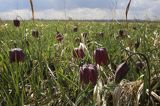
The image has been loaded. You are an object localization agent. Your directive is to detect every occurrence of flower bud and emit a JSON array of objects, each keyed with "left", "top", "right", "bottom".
[
  {"left": 32, "top": 29, "right": 39, "bottom": 38},
  {"left": 80, "top": 64, "right": 98, "bottom": 85},
  {"left": 117, "top": 29, "right": 127, "bottom": 38},
  {"left": 73, "top": 26, "right": 78, "bottom": 32},
  {"left": 13, "top": 19, "right": 20, "bottom": 27},
  {"left": 9, "top": 48, "right": 25, "bottom": 63},
  {"left": 56, "top": 31, "right": 63, "bottom": 42},
  {"left": 94, "top": 48, "right": 109, "bottom": 66},
  {"left": 119, "top": 29, "right": 125, "bottom": 36},
  {"left": 82, "top": 32, "right": 88, "bottom": 38},
  {"left": 115, "top": 62, "right": 129, "bottom": 83},
  {"left": 73, "top": 47, "right": 85, "bottom": 59}
]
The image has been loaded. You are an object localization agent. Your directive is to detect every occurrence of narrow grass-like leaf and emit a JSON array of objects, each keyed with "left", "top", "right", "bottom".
[{"left": 75, "top": 86, "right": 93, "bottom": 105}]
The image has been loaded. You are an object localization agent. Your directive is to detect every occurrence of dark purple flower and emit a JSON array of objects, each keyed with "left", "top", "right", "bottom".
[
  {"left": 56, "top": 32, "right": 63, "bottom": 42},
  {"left": 115, "top": 62, "right": 129, "bottom": 83},
  {"left": 82, "top": 32, "right": 88, "bottom": 38},
  {"left": 73, "top": 47, "right": 85, "bottom": 59},
  {"left": 80, "top": 64, "right": 98, "bottom": 85},
  {"left": 94, "top": 48, "right": 109, "bottom": 66},
  {"left": 73, "top": 26, "right": 78, "bottom": 32},
  {"left": 9, "top": 48, "right": 25, "bottom": 63},
  {"left": 117, "top": 29, "right": 127, "bottom": 38},
  {"left": 32, "top": 29, "right": 39, "bottom": 38},
  {"left": 97, "top": 32, "right": 104, "bottom": 37},
  {"left": 13, "top": 19, "right": 20, "bottom": 27},
  {"left": 119, "top": 29, "right": 125, "bottom": 36}
]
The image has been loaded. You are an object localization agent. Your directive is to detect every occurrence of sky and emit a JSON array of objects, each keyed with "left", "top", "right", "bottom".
[{"left": 0, "top": 0, "right": 160, "bottom": 20}]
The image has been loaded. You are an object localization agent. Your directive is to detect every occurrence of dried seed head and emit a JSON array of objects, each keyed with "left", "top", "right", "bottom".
[{"left": 115, "top": 62, "right": 129, "bottom": 83}]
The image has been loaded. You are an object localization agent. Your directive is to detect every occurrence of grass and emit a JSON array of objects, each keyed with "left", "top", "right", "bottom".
[{"left": 0, "top": 20, "right": 160, "bottom": 105}]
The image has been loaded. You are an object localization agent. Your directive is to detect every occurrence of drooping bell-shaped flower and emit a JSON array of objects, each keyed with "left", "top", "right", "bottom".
[
  {"left": 73, "top": 48, "right": 85, "bottom": 59},
  {"left": 80, "top": 64, "right": 98, "bottom": 85},
  {"left": 55, "top": 31, "right": 63, "bottom": 42},
  {"left": 13, "top": 19, "right": 20, "bottom": 27},
  {"left": 73, "top": 26, "right": 78, "bottom": 32},
  {"left": 9, "top": 48, "right": 25, "bottom": 63},
  {"left": 32, "top": 29, "right": 39, "bottom": 38},
  {"left": 82, "top": 32, "right": 88, "bottom": 38},
  {"left": 115, "top": 62, "right": 129, "bottom": 83},
  {"left": 117, "top": 29, "right": 127, "bottom": 38},
  {"left": 73, "top": 44, "right": 85, "bottom": 59},
  {"left": 94, "top": 48, "right": 109, "bottom": 66}
]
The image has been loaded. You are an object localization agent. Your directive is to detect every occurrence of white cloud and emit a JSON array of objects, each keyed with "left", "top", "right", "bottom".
[
  {"left": 0, "top": 8, "right": 121, "bottom": 20},
  {"left": 0, "top": 0, "right": 160, "bottom": 20},
  {"left": 0, "top": 9, "right": 31, "bottom": 20},
  {"left": 0, "top": 8, "right": 159, "bottom": 20}
]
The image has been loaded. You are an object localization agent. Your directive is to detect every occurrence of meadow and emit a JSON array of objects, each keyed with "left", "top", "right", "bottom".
[{"left": 0, "top": 20, "right": 160, "bottom": 106}]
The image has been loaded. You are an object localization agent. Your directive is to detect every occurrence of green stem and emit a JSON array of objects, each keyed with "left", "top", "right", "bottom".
[{"left": 125, "top": 49, "right": 151, "bottom": 104}]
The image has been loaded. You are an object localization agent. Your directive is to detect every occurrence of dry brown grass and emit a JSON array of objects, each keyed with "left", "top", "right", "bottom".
[{"left": 112, "top": 74, "right": 160, "bottom": 106}]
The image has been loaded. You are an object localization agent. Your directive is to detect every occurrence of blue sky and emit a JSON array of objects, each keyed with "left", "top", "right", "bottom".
[{"left": 0, "top": 0, "right": 160, "bottom": 20}]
